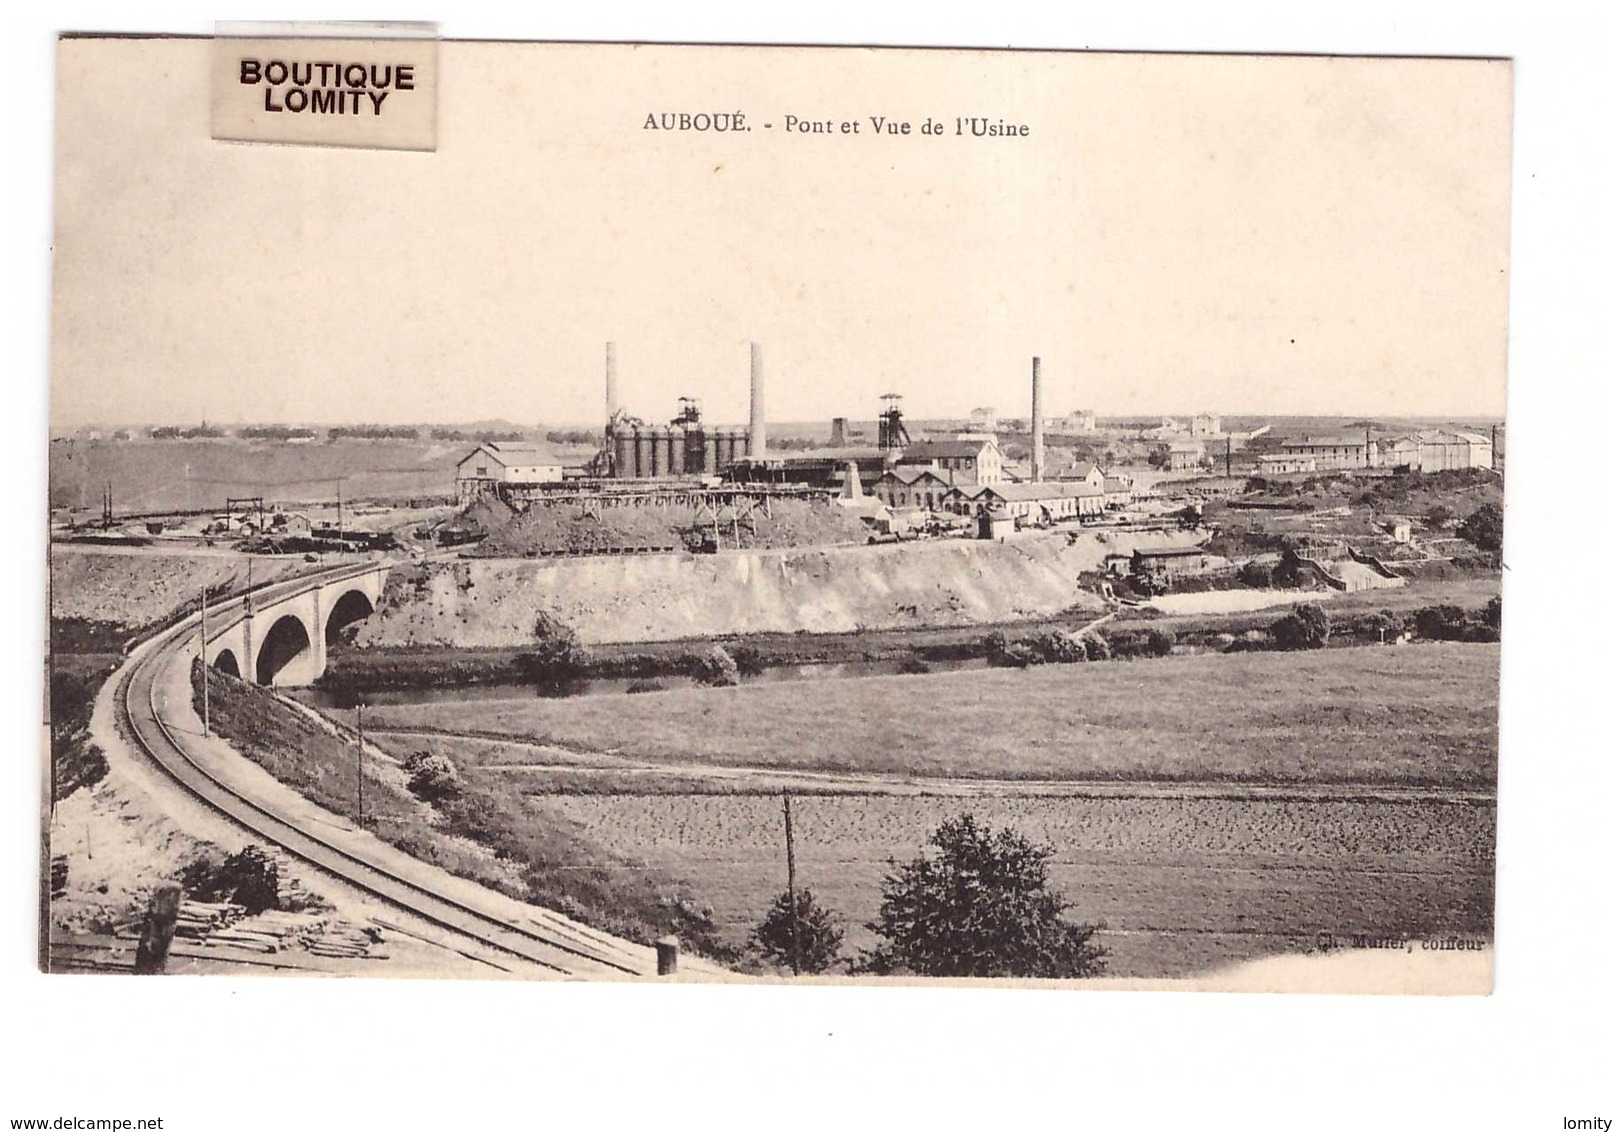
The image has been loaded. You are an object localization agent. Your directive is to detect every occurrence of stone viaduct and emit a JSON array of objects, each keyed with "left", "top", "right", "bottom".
[{"left": 201, "top": 564, "right": 390, "bottom": 687}]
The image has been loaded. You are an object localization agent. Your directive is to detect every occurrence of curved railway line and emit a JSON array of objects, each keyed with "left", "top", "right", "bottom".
[{"left": 114, "top": 561, "right": 654, "bottom": 978}]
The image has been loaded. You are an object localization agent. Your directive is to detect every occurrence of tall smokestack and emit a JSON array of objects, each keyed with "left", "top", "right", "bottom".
[
  {"left": 749, "top": 341, "right": 766, "bottom": 457},
  {"left": 605, "top": 341, "right": 618, "bottom": 428},
  {"left": 1031, "top": 356, "right": 1045, "bottom": 483}
]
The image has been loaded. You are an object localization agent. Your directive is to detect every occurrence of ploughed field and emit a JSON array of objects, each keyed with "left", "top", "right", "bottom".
[
  {"left": 525, "top": 791, "right": 1495, "bottom": 977},
  {"left": 356, "top": 643, "right": 1499, "bottom": 977},
  {"left": 362, "top": 644, "right": 1500, "bottom": 788}
]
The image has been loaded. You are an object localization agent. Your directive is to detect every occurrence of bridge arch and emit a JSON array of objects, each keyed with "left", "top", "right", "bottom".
[
  {"left": 256, "top": 614, "right": 314, "bottom": 686},
  {"left": 325, "top": 588, "right": 376, "bottom": 646},
  {"left": 212, "top": 649, "right": 241, "bottom": 678}
]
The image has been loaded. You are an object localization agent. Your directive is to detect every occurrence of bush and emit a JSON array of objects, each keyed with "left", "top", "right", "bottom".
[
  {"left": 1145, "top": 628, "right": 1176, "bottom": 657},
  {"left": 180, "top": 846, "right": 280, "bottom": 914},
  {"left": 402, "top": 749, "right": 462, "bottom": 804},
  {"left": 1485, "top": 596, "right": 1502, "bottom": 631},
  {"left": 753, "top": 887, "right": 846, "bottom": 974},
  {"left": 692, "top": 645, "right": 740, "bottom": 687},
  {"left": 729, "top": 644, "right": 769, "bottom": 677},
  {"left": 897, "top": 654, "right": 932, "bottom": 675},
  {"left": 1271, "top": 602, "right": 1331, "bottom": 650},
  {"left": 1036, "top": 629, "right": 1088, "bottom": 664},
  {"left": 1078, "top": 629, "right": 1112, "bottom": 661},
  {"left": 626, "top": 678, "right": 667, "bottom": 694},
  {"left": 1238, "top": 558, "right": 1274, "bottom": 589},
  {"left": 856, "top": 815, "right": 1106, "bottom": 979}
]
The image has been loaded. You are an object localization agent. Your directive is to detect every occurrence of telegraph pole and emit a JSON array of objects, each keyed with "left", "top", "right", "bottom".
[
  {"left": 199, "top": 586, "right": 210, "bottom": 737},
  {"left": 355, "top": 703, "right": 365, "bottom": 827},
  {"left": 782, "top": 791, "right": 801, "bottom": 975}
]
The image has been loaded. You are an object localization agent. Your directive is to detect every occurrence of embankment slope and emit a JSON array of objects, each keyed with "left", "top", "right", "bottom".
[{"left": 357, "top": 528, "right": 1201, "bottom": 646}]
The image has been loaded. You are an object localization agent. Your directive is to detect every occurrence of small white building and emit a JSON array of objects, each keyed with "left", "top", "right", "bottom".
[{"left": 1191, "top": 412, "right": 1222, "bottom": 437}]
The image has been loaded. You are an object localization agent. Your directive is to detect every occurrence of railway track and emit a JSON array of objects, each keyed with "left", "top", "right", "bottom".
[{"left": 115, "top": 565, "right": 653, "bottom": 978}]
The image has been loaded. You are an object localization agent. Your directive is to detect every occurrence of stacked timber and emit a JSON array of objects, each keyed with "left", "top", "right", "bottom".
[
  {"left": 174, "top": 900, "right": 248, "bottom": 939},
  {"left": 305, "top": 921, "right": 388, "bottom": 961}
]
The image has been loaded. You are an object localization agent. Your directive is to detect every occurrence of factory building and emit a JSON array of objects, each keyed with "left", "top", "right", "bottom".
[
  {"left": 896, "top": 438, "right": 1003, "bottom": 488},
  {"left": 456, "top": 443, "right": 564, "bottom": 501},
  {"left": 1281, "top": 436, "right": 1378, "bottom": 470},
  {"left": 958, "top": 481, "right": 1109, "bottom": 523},
  {"left": 1384, "top": 430, "right": 1493, "bottom": 473},
  {"left": 875, "top": 468, "right": 954, "bottom": 511},
  {"left": 601, "top": 341, "right": 766, "bottom": 479}
]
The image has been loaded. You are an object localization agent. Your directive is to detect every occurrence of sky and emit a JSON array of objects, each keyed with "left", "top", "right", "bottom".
[{"left": 50, "top": 41, "right": 1512, "bottom": 430}]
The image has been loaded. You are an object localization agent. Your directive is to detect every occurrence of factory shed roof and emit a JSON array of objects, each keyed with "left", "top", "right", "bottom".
[
  {"left": 900, "top": 439, "right": 998, "bottom": 461},
  {"left": 463, "top": 441, "right": 561, "bottom": 465},
  {"left": 974, "top": 482, "right": 1104, "bottom": 503}
]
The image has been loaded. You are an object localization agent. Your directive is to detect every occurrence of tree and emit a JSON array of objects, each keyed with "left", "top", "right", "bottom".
[
  {"left": 1458, "top": 503, "right": 1504, "bottom": 554},
  {"left": 754, "top": 887, "right": 845, "bottom": 973},
  {"left": 857, "top": 814, "right": 1107, "bottom": 978},
  {"left": 516, "top": 611, "right": 586, "bottom": 679},
  {"left": 1270, "top": 602, "right": 1331, "bottom": 650},
  {"left": 692, "top": 645, "right": 740, "bottom": 687}
]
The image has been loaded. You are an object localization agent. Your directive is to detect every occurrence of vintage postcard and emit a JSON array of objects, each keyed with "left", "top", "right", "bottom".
[{"left": 45, "top": 35, "right": 1508, "bottom": 991}]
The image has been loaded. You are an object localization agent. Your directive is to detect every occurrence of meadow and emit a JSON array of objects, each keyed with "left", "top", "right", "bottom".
[{"left": 362, "top": 643, "right": 1501, "bottom": 788}]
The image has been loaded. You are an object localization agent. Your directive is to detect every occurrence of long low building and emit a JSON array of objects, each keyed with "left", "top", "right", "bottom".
[
  {"left": 956, "top": 481, "right": 1110, "bottom": 522},
  {"left": 1385, "top": 430, "right": 1493, "bottom": 472}
]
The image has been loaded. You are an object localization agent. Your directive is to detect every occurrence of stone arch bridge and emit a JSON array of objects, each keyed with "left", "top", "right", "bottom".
[{"left": 202, "top": 563, "right": 390, "bottom": 687}]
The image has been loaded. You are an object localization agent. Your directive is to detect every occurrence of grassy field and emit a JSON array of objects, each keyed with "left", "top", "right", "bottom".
[{"left": 363, "top": 643, "right": 1500, "bottom": 788}]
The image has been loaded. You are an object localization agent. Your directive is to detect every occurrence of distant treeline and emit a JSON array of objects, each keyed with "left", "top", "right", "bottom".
[
  {"left": 544, "top": 428, "right": 602, "bottom": 446},
  {"left": 148, "top": 425, "right": 225, "bottom": 439},
  {"left": 429, "top": 428, "right": 529, "bottom": 442},
  {"left": 239, "top": 425, "right": 318, "bottom": 440},
  {"left": 329, "top": 425, "right": 421, "bottom": 440},
  {"left": 134, "top": 424, "right": 532, "bottom": 443}
]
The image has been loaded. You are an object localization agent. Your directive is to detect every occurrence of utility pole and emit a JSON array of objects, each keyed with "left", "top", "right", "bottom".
[
  {"left": 199, "top": 586, "right": 209, "bottom": 737},
  {"left": 1225, "top": 435, "right": 1232, "bottom": 478},
  {"left": 355, "top": 703, "right": 365, "bottom": 828},
  {"left": 782, "top": 791, "right": 801, "bottom": 975}
]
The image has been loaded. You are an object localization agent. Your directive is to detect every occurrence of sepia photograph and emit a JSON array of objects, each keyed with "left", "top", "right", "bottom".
[
  {"left": 41, "top": 36, "right": 1513, "bottom": 993},
  {"left": 15, "top": 5, "right": 1622, "bottom": 1128}
]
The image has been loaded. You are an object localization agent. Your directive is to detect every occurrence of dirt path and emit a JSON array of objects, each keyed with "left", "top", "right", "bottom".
[{"left": 365, "top": 724, "right": 1496, "bottom": 804}]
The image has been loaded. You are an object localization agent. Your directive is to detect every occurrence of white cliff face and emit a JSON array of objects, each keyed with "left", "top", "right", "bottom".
[{"left": 355, "top": 529, "right": 1204, "bottom": 648}]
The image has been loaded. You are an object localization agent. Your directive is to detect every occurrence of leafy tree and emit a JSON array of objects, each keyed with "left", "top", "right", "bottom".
[
  {"left": 856, "top": 815, "right": 1107, "bottom": 979},
  {"left": 754, "top": 887, "right": 845, "bottom": 974},
  {"left": 1270, "top": 602, "right": 1331, "bottom": 650},
  {"left": 516, "top": 611, "right": 586, "bottom": 679},
  {"left": 1458, "top": 503, "right": 1504, "bottom": 554},
  {"left": 1485, "top": 595, "right": 1502, "bottom": 631},
  {"left": 1145, "top": 627, "right": 1176, "bottom": 657}
]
